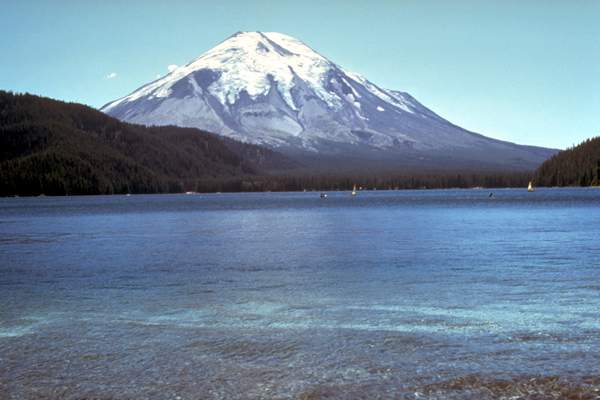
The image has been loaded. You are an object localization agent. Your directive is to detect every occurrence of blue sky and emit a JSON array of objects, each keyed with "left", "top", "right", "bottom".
[{"left": 1, "top": 0, "right": 598, "bottom": 150}]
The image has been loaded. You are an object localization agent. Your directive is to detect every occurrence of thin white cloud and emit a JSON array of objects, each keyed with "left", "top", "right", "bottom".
[
  {"left": 106, "top": 72, "right": 117, "bottom": 79},
  {"left": 168, "top": 65, "right": 178, "bottom": 72}
]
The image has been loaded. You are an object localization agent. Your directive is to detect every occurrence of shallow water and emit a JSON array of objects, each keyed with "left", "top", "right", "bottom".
[{"left": 1, "top": 188, "right": 599, "bottom": 399}]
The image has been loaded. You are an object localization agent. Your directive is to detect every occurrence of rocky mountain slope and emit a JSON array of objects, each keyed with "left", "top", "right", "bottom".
[{"left": 101, "top": 31, "right": 557, "bottom": 170}]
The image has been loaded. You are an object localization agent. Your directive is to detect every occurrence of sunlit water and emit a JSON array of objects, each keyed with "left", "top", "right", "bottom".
[{"left": 1, "top": 188, "right": 599, "bottom": 399}]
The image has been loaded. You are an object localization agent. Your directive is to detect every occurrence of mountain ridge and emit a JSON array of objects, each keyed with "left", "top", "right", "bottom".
[{"left": 100, "top": 31, "right": 557, "bottom": 170}]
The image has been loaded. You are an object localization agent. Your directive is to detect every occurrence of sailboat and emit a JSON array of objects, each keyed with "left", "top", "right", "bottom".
[
  {"left": 528, "top": 182, "right": 534, "bottom": 192},
  {"left": 348, "top": 185, "right": 357, "bottom": 196}
]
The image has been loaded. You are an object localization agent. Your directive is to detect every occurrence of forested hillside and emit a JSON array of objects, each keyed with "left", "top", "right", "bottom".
[
  {"left": 219, "top": 136, "right": 303, "bottom": 171},
  {"left": 532, "top": 137, "right": 600, "bottom": 187},
  {"left": 1, "top": 91, "right": 548, "bottom": 197},
  {"left": 0, "top": 91, "right": 262, "bottom": 196}
]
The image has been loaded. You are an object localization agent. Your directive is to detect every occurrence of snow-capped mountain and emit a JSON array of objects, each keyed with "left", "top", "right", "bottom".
[{"left": 101, "top": 32, "right": 556, "bottom": 168}]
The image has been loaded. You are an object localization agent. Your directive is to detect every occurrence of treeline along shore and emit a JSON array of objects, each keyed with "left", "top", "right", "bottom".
[
  {"left": 1, "top": 91, "right": 598, "bottom": 197},
  {"left": 192, "top": 170, "right": 532, "bottom": 193}
]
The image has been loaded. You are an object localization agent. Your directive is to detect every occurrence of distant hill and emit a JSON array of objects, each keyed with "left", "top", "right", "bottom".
[
  {"left": 533, "top": 137, "right": 600, "bottom": 187},
  {"left": 1, "top": 91, "right": 556, "bottom": 197},
  {"left": 0, "top": 91, "right": 291, "bottom": 196}
]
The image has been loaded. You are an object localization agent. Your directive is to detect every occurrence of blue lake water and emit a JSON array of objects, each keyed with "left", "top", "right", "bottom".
[{"left": 1, "top": 188, "right": 599, "bottom": 399}]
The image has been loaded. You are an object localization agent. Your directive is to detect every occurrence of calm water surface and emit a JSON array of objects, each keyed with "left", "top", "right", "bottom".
[{"left": 1, "top": 188, "right": 599, "bottom": 399}]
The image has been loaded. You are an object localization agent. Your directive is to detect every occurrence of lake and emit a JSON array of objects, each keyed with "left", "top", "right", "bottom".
[{"left": 1, "top": 188, "right": 599, "bottom": 399}]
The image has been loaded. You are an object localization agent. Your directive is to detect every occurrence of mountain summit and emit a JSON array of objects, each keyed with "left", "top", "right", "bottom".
[{"left": 101, "top": 32, "right": 556, "bottom": 169}]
